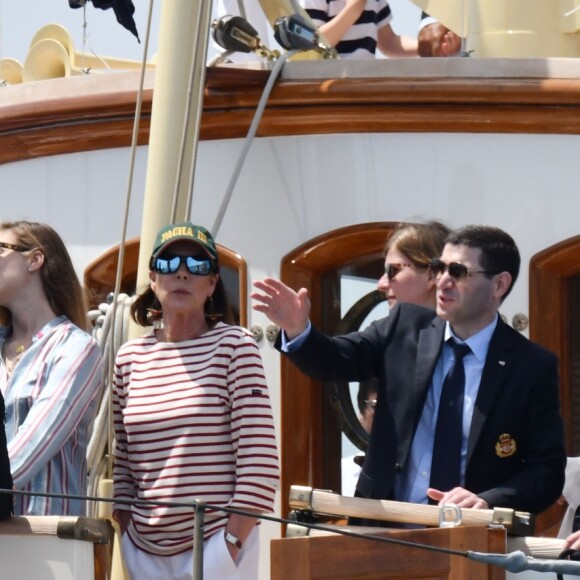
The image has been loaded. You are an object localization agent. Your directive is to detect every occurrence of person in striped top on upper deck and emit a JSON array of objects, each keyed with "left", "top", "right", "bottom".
[
  {"left": 302, "top": 0, "right": 418, "bottom": 59},
  {"left": 112, "top": 222, "right": 280, "bottom": 580}
]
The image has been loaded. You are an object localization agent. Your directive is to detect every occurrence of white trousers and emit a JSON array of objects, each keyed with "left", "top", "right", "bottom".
[{"left": 121, "top": 526, "right": 260, "bottom": 580}]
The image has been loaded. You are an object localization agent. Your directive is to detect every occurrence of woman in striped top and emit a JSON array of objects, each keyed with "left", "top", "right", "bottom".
[
  {"left": 113, "top": 222, "right": 279, "bottom": 580},
  {"left": 0, "top": 220, "right": 104, "bottom": 515}
]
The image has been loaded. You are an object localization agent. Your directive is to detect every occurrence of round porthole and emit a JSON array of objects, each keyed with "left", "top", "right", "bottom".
[{"left": 328, "top": 289, "right": 386, "bottom": 452}]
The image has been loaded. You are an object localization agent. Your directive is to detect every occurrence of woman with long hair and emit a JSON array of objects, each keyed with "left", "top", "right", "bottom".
[
  {"left": 377, "top": 220, "right": 451, "bottom": 308},
  {"left": 0, "top": 220, "right": 103, "bottom": 515},
  {"left": 342, "top": 220, "right": 450, "bottom": 495}
]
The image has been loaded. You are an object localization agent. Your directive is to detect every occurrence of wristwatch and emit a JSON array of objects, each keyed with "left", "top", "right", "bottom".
[{"left": 224, "top": 531, "right": 243, "bottom": 550}]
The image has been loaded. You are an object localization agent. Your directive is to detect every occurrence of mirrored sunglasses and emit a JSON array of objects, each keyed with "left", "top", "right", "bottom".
[
  {"left": 384, "top": 262, "right": 412, "bottom": 280},
  {"left": 151, "top": 255, "right": 215, "bottom": 276},
  {"left": 429, "top": 258, "right": 496, "bottom": 281}
]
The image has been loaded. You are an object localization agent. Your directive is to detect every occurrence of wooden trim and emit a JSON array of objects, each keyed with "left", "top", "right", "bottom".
[
  {"left": 271, "top": 525, "right": 506, "bottom": 580},
  {"left": 217, "top": 246, "right": 248, "bottom": 329},
  {"left": 529, "top": 235, "right": 580, "bottom": 536},
  {"left": 83, "top": 237, "right": 141, "bottom": 309},
  {"left": 280, "top": 223, "right": 394, "bottom": 522},
  {"left": 530, "top": 235, "right": 580, "bottom": 450},
  {"left": 4, "top": 68, "right": 580, "bottom": 165},
  {"left": 0, "top": 515, "right": 111, "bottom": 540}
]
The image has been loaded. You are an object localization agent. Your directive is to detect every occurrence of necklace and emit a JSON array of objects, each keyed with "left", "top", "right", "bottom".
[
  {"left": 2, "top": 327, "right": 46, "bottom": 376},
  {"left": 2, "top": 342, "right": 24, "bottom": 376}
]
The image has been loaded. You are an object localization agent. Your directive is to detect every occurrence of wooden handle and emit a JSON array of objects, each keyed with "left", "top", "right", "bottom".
[
  {"left": 289, "top": 486, "right": 534, "bottom": 535},
  {"left": 310, "top": 488, "right": 491, "bottom": 526}
]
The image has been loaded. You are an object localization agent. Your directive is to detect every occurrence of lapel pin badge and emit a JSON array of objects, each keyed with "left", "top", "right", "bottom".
[
  {"left": 495, "top": 433, "right": 517, "bottom": 458},
  {"left": 498, "top": 360, "right": 506, "bottom": 366}
]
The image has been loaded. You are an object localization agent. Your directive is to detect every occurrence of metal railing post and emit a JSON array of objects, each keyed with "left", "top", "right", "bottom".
[{"left": 193, "top": 499, "right": 206, "bottom": 580}]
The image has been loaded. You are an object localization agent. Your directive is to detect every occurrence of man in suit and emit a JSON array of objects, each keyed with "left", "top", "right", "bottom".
[{"left": 252, "top": 225, "right": 566, "bottom": 514}]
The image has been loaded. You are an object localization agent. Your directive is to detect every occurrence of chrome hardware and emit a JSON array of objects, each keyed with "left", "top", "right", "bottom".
[
  {"left": 492, "top": 507, "right": 535, "bottom": 536},
  {"left": 289, "top": 485, "right": 314, "bottom": 510},
  {"left": 265, "top": 324, "right": 280, "bottom": 343},
  {"left": 439, "top": 503, "right": 462, "bottom": 528},
  {"left": 250, "top": 325, "right": 263, "bottom": 343},
  {"left": 512, "top": 313, "right": 529, "bottom": 332}
]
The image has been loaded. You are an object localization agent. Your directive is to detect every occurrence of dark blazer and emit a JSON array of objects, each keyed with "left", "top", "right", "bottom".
[
  {"left": 283, "top": 302, "right": 566, "bottom": 515},
  {"left": 0, "top": 392, "right": 12, "bottom": 520}
]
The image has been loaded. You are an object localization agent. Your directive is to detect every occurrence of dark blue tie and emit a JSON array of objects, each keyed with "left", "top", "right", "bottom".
[{"left": 430, "top": 339, "right": 471, "bottom": 492}]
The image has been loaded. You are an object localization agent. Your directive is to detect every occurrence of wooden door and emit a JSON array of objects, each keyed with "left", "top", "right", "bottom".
[{"left": 280, "top": 222, "right": 394, "bottom": 520}]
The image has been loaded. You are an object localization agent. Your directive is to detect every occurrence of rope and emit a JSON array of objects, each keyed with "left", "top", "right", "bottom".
[
  {"left": 0, "top": 488, "right": 466, "bottom": 558},
  {"left": 558, "top": 548, "right": 580, "bottom": 579},
  {"left": 211, "top": 49, "right": 298, "bottom": 236},
  {"left": 82, "top": 0, "right": 153, "bottom": 488},
  {"left": 87, "top": 294, "right": 134, "bottom": 517},
  {"left": 86, "top": 0, "right": 156, "bottom": 486},
  {"left": 4, "top": 487, "right": 580, "bottom": 576},
  {"left": 468, "top": 548, "right": 580, "bottom": 575}
]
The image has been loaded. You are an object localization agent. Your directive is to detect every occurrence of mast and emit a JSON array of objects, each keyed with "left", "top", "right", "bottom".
[{"left": 132, "top": 0, "right": 212, "bottom": 320}]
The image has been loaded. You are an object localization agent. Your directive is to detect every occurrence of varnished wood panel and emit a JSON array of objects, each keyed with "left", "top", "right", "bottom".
[
  {"left": 271, "top": 526, "right": 506, "bottom": 580},
  {"left": 530, "top": 235, "right": 580, "bottom": 448},
  {"left": 4, "top": 67, "right": 580, "bottom": 165},
  {"left": 530, "top": 235, "right": 580, "bottom": 535},
  {"left": 280, "top": 223, "right": 394, "bottom": 523}
]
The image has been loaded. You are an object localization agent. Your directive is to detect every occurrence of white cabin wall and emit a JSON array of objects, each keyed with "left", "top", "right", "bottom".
[
  {"left": 191, "top": 132, "right": 580, "bottom": 341},
  {"left": 2, "top": 126, "right": 579, "bottom": 435},
  {"left": 2, "top": 148, "right": 148, "bottom": 281},
  {"left": 1, "top": 129, "right": 580, "bottom": 579},
  {"left": 8, "top": 130, "right": 563, "bottom": 442}
]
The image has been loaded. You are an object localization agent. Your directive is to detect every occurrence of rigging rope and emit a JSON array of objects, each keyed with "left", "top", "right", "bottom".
[
  {"left": 87, "top": 293, "right": 134, "bottom": 516},
  {"left": 212, "top": 49, "right": 297, "bottom": 237},
  {"left": 3, "top": 487, "right": 580, "bottom": 576},
  {"left": 84, "top": 0, "right": 156, "bottom": 492}
]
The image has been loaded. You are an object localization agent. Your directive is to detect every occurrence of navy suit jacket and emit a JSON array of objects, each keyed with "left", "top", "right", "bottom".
[{"left": 283, "top": 303, "right": 566, "bottom": 514}]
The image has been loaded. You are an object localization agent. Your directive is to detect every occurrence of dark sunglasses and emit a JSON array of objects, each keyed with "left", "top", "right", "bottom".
[
  {"left": 0, "top": 241, "right": 30, "bottom": 252},
  {"left": 150, "top": 254, "right": 216, "bottom": 276},
  {"left": 384, "top": 262, "right": 412, "bottom": 280},
  {"left": 429, "top": 258, "right": 497, "bottom": 281}
]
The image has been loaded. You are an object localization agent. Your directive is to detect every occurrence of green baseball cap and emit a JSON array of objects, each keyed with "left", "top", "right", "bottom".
[{"left": 151, "top": 222, "right": 218, "bottom": 261}]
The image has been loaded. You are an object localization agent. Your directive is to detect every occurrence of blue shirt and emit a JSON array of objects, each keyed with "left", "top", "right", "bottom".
[
  {"left": 0, "top": 316, "right": 103, "bottom": 515},
  {"left": 393, "top": 317, "right": 498, "bottom": 504}
]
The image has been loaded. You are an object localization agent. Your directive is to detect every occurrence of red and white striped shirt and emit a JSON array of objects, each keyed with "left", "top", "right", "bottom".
[{"left": 113, "top": 322, "right": 280, "bottom": 556}]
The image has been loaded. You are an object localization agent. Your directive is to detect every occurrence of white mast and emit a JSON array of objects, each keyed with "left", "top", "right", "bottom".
[{"left": 133, "top": 0, "right": 213, "bottom": 305}]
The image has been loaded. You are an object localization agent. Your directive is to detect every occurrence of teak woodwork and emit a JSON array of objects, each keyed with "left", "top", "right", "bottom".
[
  {"left": 4, "top": 65, "right": 580, "bottom": 165},
  {"left": 271, "top": 525, "right": 506, "bottom": 580}
]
